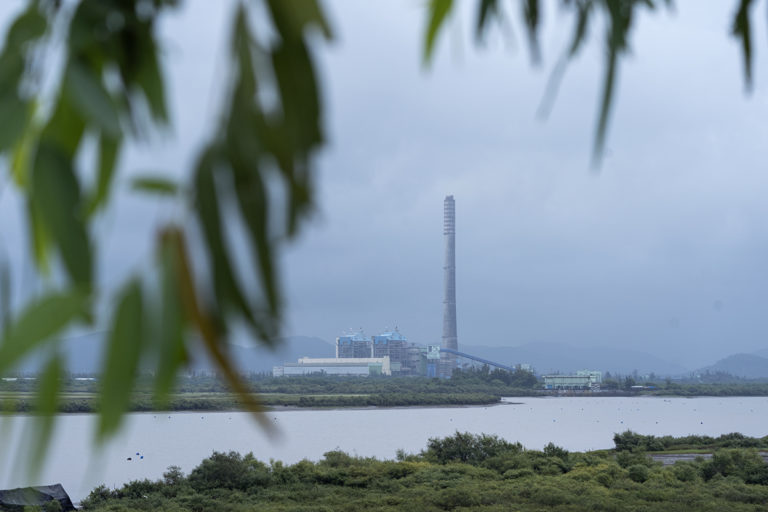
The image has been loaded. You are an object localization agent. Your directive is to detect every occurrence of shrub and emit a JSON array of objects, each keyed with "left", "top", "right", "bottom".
[
  {"left": 672, "top": 462, "right": 700, "bottom": 483},
  {"left": 543, "top": 442, "right": 569, "bottom": 460},
  {"left": 628, "top": 464, "right": 650, "bottom": 483},
  {"left": 188, "top": 451, "right": 271, "bottom": 492},
  {"left": 422, "top": 432, "right": 523, "bottom": 465}
]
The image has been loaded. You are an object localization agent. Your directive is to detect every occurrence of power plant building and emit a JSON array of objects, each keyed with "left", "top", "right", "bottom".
[
  {"left": 543, "top": 371, "right": 602, "bottom": 391},
  {"left": 336, "top": 331, "right": 372, "bottom": 359},
  {"left": 274, "top": 357, "right": 391, "bottom": 377},
  {"left": 373, "top": 330, "right": 409, "bottom": 372}
]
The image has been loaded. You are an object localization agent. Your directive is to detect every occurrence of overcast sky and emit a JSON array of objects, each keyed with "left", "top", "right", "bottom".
[{"left": 1, "top": 1, "right": 767, "bottom": 369}]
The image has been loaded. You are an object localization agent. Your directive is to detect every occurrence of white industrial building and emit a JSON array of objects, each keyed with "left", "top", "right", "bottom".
[
  {"left": 273, "top": 356, "right": 391, "bottom": 377},
  {"left": 543, "top": 370, "right": 602, "bottom": 390}
]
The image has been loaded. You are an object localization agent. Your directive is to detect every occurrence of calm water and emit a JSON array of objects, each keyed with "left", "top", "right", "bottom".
[{"left": 0, "top": 396, "right": 766, "bottom": 501}]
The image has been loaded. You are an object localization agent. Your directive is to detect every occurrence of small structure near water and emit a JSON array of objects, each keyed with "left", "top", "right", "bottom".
[
  {"left": 0, "top": 484, "right": 76, "bottom": 511},
  {"left": 543, "top": 370, "right": 602, "bottom": 391}
]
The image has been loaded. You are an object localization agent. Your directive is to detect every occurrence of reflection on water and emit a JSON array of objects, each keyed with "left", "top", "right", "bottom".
[{"left": 1, "top": 396, "right": 766, "bottom": 501}]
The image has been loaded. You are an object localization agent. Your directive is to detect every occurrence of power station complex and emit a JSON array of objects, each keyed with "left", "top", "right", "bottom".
[
  {"left": 273, "top": 196, "right": 459, "bottom": 378},
  {"left": 273, "top": 329, "right": 442, "bottom": 377},
  {"left": 271, "top": 195, "right": 602, "bottom": 386}
]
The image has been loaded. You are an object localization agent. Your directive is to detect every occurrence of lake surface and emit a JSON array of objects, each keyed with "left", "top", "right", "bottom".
[{"left": 1, "top": 396, "right": 766, "bottom": 502}]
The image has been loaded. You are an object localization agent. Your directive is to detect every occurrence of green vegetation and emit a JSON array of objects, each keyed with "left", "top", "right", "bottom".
[
  {"left": 74, "top": 431, "right": 768, "bottom": 512},
  {"left": 0, "top": 373, "right": 527, "bottom": 412},
  {"left": 5, "top": 369, "right": 768, "bottom": 415},
  {"left": 613, "top": 431, "right": 768, "bottom": 453},
  {"left": 0, "top": 391, "right": 500, "bottom": 413}
]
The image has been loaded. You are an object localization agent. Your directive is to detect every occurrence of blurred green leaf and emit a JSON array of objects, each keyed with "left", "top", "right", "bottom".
[
  {"left": 153, "top": 235, "right": 186, "bottom": 404},
  {"left": 131, "top": 175, "right": 179, "bottom": 196},
  {"left": 522, "top": 0, "right": 541, "bottom": 62},
  {"left": 194, "top": 150, "right": 258, "bottom": 331},
  {"left": 731, "top": 0, "right": 755, "bottom": 89},
  {"left": 0, "top": 291, "right": 86, "bottom": 375},
  {"left": 424, "top": 0, "right": 454, "bottom": 64},
  {"left": 29, "top": 353, "right": 63, "bottom": 475},
  {"left": 164, "top": 228, "right": 273, "bottom": 432},
  {"left": 26, "top": 197, "right": 53, "bottom": 275},
  {"left": 0, "top": 96, "right": 28, "bottom": 153},
  {"left": 0, "top": 261, "right": 9, "bottom": 339},
  {"left": 87, "top": 134, "right": 121, "bottom": 216},
  {"left": 65, "top": 58, "right": 122, "bottom": 138},
  {"left": 271, "top": 37, "right": 323, "bottom": 150},
  {"left": 9, "top": 101, "right": 40, "bottom": 188},
  {"left": 476, "top": 0, "right": 499, "bottom": 40},
  {"left": 98, "top": 279, "right": 144, "bottom": 441},
  {"left": 41, "top": 94, "right": 86, "bottom": 159},
  {"left": 31, "top": 141, "right": 92, "bottom": 289},
  {"left": 135, "top": 36, "right": 169, "bottom": 123},
  {"left": 266, "top": 0, "right": 333, "bottom": 40},
  {"left": 232, "top": 161, "right": 280, "bottom": 324},
  {"left": 4, "top": 5, "right": 46, "bottom": 49}
]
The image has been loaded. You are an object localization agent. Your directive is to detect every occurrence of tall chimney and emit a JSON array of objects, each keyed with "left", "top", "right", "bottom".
[{"left": 441, "top": 195, "right": 457, "bottom": 377}]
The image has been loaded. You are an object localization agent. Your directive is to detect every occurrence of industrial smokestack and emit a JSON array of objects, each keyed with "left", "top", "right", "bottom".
[{"left": 441, "top": 195, "right": 458, "bottom": 377}]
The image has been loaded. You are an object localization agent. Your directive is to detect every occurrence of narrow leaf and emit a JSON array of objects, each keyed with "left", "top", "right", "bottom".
[
  {"left": 153, "top": 238, "right": 186, "bottom": 403},
  {"left": 26, "top": 197, "right": 53, "bottom": 275},
  {"left": 731, "top": 0, "right": 755, "bottom": 90},
  {"left": 87, "top": 134, "right": 121, "bottom": 216},
  {"left": 194, "top": 151, "right": 257, "bottom": 329},
  {"left": 266, "top": 0, "right": 333, "bottom": 40},
  {"left": 9, "top": 101, "right": 40, "bottom": 188},
  {"left": 476, "top": 0, "right": 498, "bottom": 40},
  {"left": 29, "top": 354, "right": 63, "bottom": 475},
  {"left": 65, "top": 58, "right": 121, "bottom": 138},
  {"left": 593, "top": 49, "right": 618, "bottom": 168},
  {"left": 136, "top": 37, "right": 169, "bottom": 123},
  {"left": 31, "top": 141, "right": 92, "bottom": 289},
  {"left": 0, "top": 96, "right": 28, "bottom": 153},
  {"left": 41, "top": 93, "right": 85, "bottom": 158},
  {"left": 271, "top": 38, "right": 323, "bottom": 150},
  {"left": 4, "top": 5, "right": 46, "bottom": 48},
  {"left": 0, "top": 261, "right": 10, "bottom": 338},
  {"left": 165, "top": 229, "right": 273, "bottom": 433},
  {"left": 98, "top": 279, "right": 144, "bottom": 441},
  {"left": 522, "top": 0, "right": 541, "bottom": 62},
  {"left": 0, "top": 291, "right": 86, "bottom": 375},
  {"left": 424, "top": 0, "right": 454, "bottom": 65},
  {"left": 232, "top": 161, "right": 281, "bottom": 326},
  {"left": 131, "top": 175, "right": 179, "bottom": 196}
]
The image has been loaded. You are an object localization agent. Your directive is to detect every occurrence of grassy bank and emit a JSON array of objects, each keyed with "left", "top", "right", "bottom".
[{"left": 0, "top": 391, "right": 501, "bottom": 413}]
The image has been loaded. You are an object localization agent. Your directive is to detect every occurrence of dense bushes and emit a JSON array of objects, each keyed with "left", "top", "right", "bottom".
[
  {"left": 421, "top": 432, "right": 524, "bottom": 465},
  {"left": 614, "top": 430, "right": 768, "bottom": 452},
  {"left": 80, "top": 432, "right": 768, "bottom": 511}
]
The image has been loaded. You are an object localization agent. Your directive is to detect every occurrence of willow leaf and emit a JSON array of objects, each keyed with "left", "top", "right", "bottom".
[
  {"left": 131, "top": 175, "right": 179, "bottom": 196},
  {"left": 31, "top": 141, "right": 92, "bottom": 289},
  {"left": 424, "top": 0, "right": 454, "bottom": 64},
  {"left": 98, "top": 279, "right": 144, "bottom": 441},
  {"left": 87, "top": 134, "right": 121, "bottom": 217},
  {"left": 29, "top": 354, "right": 63, "bottom": 475}
]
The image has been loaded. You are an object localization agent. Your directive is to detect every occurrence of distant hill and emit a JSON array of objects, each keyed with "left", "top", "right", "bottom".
[
  {"left": 188, "top": 336, "right": 335, "bottom": 374},
  {"left": 698, "top": 353, "right": 768, "bottom": 379},
  {"left": 460, "top": 342, "right": 687, "bottom": 376},
  {"left": 754, "top": 349, "right": 768, "bottom": 359}
]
